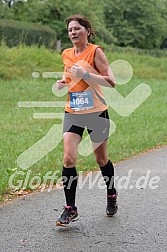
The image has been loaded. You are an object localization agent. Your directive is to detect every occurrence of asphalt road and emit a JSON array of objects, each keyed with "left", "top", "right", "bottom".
[{"left": 0, "top": 146, "right": 167, "bottom": 252}]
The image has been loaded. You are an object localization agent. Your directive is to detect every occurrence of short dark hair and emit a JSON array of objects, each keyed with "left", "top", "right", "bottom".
[{"left": 65, "top": 14, "right": 95, "bottom": 40}]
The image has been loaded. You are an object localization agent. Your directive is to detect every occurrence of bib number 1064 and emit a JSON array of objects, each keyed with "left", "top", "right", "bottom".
[
  {"left": 72, "top": 97, "right": 89, "bottom": 106},
  {"left": 70, "top": 91, "right": 94, "bottom": 111}
]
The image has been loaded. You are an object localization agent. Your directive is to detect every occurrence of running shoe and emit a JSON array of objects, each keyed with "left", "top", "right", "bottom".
[
  {"left": 56, "top": 206, "right": 79, "bottom": 227},
  {"left": 106, "top": 192, "right": 118, "bottom": 216}
]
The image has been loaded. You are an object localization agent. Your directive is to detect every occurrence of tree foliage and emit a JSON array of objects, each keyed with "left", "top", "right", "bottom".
[
  {"left": 104, "top": 0, "right": 167, "bottom": 49},
  {"left": 0, "top": 0, "right": 167, "bottom": 49}
]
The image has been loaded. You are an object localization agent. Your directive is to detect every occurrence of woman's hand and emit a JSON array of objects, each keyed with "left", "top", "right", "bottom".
[
  {"left": 55, "top": 79, "right": 66, "bottom": 90},
  {"left": 69, "top": 64, "right": 86, "bottom": 79}
]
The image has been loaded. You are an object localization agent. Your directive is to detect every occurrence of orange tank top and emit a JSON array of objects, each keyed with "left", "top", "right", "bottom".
[{"left": 62, "top": 43, "right": 108, "bottom": 114}]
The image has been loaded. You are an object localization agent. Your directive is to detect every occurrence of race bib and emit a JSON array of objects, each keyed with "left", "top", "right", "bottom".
[{"left": 70, "top": 91, "right": 94, "bottom": 111}]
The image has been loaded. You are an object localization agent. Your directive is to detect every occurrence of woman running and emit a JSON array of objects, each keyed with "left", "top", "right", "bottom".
[{"left": 55, "top": 14, "right": 118, "bottom": 227}]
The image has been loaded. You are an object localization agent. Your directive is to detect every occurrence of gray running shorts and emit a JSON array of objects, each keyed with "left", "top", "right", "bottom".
[{"left": 63, "top": 110, "right": 110, "bottom": 143}]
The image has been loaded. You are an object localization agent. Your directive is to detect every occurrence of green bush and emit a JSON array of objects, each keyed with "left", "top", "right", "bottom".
[{"left": 0, "top": 19, "right": 57, "bottom": 48}]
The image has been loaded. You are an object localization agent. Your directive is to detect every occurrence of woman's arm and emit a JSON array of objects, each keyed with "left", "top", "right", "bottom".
[
  {"left": 94, "top": 48, "right": 115, "bottom": 87},
  {"left": 69, "top": 48, "right": 115, "bottom": 88}
]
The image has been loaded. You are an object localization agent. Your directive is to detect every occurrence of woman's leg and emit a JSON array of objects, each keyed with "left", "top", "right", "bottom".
[
  {"left": 63, "top": 132, "right": 81, "bottom": 168},
  {"left": 92, "top": 140, "right": 116, "bottom": 195},
  {"left": 93, "top": 140, "right": 116, "bottom": 195},
  {"left": 56, "top": 131, "right": 82, "bottom": 226},
  {"left": 62, "top": 132, "right": 81, "bottom": 208},
  {"left": 92, "top": 140, "right": 108, "bottom": 167},
  {"left": 93, "top": 140, "right": 118, "bottom": 216}
]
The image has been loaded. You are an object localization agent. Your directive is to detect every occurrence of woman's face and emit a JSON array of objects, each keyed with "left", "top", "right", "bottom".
[{"left": 68, "top": 20, "right": 89, "bottom": 46}]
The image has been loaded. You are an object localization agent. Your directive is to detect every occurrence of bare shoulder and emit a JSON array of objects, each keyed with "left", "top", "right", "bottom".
[
  {"left": 94, "top": 47, "right": 110, "bottom": 75},
  {"left": 95, "top": 47, "right": 107, "bottom": 59}
]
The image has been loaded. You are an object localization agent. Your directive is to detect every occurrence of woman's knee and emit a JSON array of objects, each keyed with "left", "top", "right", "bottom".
[
  {"left": 95, "top": 155, "right": 108, "bottom": 167},
  {"left": 63, "top": 153, "right": 76, "bottom": 168}
]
